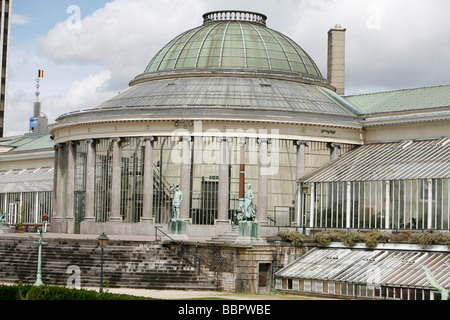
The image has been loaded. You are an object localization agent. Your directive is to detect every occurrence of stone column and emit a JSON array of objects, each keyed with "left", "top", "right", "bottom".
[
  {"left": 257, "top": 138, "right": 269, "bottom": 225},
  {"left": 346, "top": 181, "right": 352, "bottom": 228},
  {"left": 217, "top": 137, "right": 230, "bottom": 224},
  {"left": 294, "top": 141, "right": 309, "bottom": 226},
  {"left": 330, "top": 142, "right": 342, "bottom": 161},
  {"left": 141, "top": 137, "right": 155, "bottom": 223},
  {"left": 238, "top": 138, "right": 246, "bottom": 200},
  {"left": 179, "top": 136, "right": 191, "bottom": 222},
  {"left": 65, "top": 141, "right": 75, "bottom": 223},
  {"left": 109, "top": 138, "right": 122, "bottom": 222},
  {"left": 52, "top": 144, "right": 62, "bottom": 222},
  {"left": 427, "top": 178, "right": 433, "bottom": 229},
  {"left": 84, "top": 139, "right": 96, "bottom": 222},
  {"left": 385, "top": 181, "right": 390, "bottom": 229},
  {"left": 309, "top": 183, "right": 315, "bottom": 228}
]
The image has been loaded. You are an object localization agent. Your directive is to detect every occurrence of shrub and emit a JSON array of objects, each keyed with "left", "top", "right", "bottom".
[
  {"left": 314, "top": 231, "right": 333, "bottom": 246},
  {"left": 408, "top": 229, "right": 450, "bottom": 248},
  {"left": 314, "top": 230, "right": 391, "bottom": 248},
  {"left": 338, "top": 231, "right": 365, "bottom": 247},
  {"left": 0, "top": 283, "right": 157, "bottom": 300},
  {"left": 278, "top": 230, "right": 303, "bottom": 246},
  {"left": 364, "top": 230, "right": 391, "bottom": 248}
]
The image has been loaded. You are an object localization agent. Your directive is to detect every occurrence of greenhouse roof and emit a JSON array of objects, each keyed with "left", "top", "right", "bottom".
[
  {"left": 276, "top": 246, "right": 450, "bottom": 290},
  {"left": 0, "top": 167, "right": 54, "bottom": 193},
  {"left": 0, "top": 134, "right": 53, "bottom": 152},
  {"left": 345, "top": 84, "right": 450, "bottom": 114},
  {"left": 301, "top": 137, "right": 450, "bottom": 182}
]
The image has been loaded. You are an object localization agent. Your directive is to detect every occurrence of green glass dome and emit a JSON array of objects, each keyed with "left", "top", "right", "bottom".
[{"left": 144, "top": 11, "right": 323, "bottom": 77}]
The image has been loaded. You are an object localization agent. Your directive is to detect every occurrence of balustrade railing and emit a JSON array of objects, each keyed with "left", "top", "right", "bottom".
[{"left": 203, "top": 10, "right": 267, "bottom": 26}]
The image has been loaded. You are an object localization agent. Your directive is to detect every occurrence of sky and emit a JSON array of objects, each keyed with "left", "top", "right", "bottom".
[{"left": 5, "top": 0, "right": 450, "bottom": 136}]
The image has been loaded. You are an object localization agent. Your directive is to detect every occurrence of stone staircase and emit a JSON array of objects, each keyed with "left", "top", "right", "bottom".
[
  {"left": 210, "top": 228, "right": 239, "bottom": 243},
  {"left": 0, "top": 238, "right": 217, "bottom": 291}
]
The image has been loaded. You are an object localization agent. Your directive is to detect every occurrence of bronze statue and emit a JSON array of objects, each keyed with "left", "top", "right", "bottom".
[{"left": 170, "top": 184, "right": 183, "bottom": 221}]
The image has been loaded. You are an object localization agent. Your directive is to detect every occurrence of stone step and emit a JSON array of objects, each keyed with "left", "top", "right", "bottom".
[
  {"left": 210, "top": 229, "right": 239, "bottom": 242},
  {"left": 0, "top": 238, "right": 217, "bottom": 291}
]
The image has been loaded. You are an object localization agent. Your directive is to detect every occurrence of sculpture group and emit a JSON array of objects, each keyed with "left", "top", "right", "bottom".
[{"left": 232, "top": 184, "right": 257, "bottom": 227}]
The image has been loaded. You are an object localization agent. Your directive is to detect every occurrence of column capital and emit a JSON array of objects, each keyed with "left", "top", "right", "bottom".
[
  {"left": 109, "top": 137, "right": 121, "bottom": 143},
  {"left": 140, "top": 136, "right": 155, "bottom": 143},
  {"left": 258, "top": 138, "right": 272, "bottom": 144},
  {"left": 179, "top": 135, "right": 191, "bottom": 142},
  {"left": 216, "top": 136, "right": 233, "bottom": 143},
  {"left": 295, "top": 140, "right": 310, "bottom": 147},
  {"left": 330, "top": 142, "right": 342, "bottom": 149}
]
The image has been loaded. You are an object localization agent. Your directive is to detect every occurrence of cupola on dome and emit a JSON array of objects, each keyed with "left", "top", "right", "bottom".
[{"left": 144, "top": 10, "right": 322, "bottom": 77}]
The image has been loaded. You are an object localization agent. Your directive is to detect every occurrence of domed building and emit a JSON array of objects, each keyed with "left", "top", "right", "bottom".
[
  {"left": 47, "top": 11, "right": 450, "bottom": 242},
  {"left": 49, "top": 11, "right": 362, "bottom": 237}
]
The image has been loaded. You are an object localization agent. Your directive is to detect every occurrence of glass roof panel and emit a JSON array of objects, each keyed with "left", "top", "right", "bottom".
[{"left": 143, "top": 18, "right": 323, "bottom": 78}]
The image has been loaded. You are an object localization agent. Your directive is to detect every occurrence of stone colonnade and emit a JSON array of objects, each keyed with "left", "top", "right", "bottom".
[{"left": 51, "top": 136, "right": 343, "bottom": 234}]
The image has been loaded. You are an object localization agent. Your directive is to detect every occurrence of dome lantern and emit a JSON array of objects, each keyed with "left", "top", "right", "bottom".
[{"left": 202, "top": 10, "right": 267, "bottom": 26}]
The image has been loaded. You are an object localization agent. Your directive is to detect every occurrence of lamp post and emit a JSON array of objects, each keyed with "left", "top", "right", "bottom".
[
  {"left": 301, "top": 183, "right": 309, "bottom": 235},
  {"left": 97, "top": 232, "right": 109, "bottom": 292},
  {"left": 33, "top": 230, "right": 46, "bottom": 286}
]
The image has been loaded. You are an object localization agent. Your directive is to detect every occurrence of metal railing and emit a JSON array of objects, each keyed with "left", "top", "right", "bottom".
[{"left": 154, "top": 226, "right": 202, "bottom": 273}]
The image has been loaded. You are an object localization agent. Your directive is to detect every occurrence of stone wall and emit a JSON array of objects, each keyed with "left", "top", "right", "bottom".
[{"left": 167, "top": 241, "right": 315, "bottom": 293}]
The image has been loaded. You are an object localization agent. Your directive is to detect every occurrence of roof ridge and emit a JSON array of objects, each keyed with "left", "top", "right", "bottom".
[{"left": 345, "top": 83, "right": 450, "bottom": 98}]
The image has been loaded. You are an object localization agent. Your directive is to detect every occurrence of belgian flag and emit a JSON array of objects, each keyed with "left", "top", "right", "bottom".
[{"left": 38, "top": 70, "right": 44, "bottom": 78}]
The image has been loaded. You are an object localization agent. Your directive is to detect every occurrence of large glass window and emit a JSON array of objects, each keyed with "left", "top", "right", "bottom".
[
  {"left": 94, "top": 139, "right": 112, "bottom": 222},
  {"left": 302, "top": 178, "right": 450, "bottom": 230},
  {"left": 120, "top": 138, "right": 144, "bottom": 223}
]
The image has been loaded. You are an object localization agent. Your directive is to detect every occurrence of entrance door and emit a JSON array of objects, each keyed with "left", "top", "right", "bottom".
[
  {"left": 74, "top": 192, "right": 85, "bottom": 234},
  {"left": 258, "top": 263, "right": 272, "bottom": 293}
]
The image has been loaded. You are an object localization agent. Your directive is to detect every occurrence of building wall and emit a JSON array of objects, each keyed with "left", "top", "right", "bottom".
[
  {"left": 168, "top": 241, "right": 312, "bottom": 293},
  {"left": 364, "top": 120, "right": 450, "bottom": 143}
]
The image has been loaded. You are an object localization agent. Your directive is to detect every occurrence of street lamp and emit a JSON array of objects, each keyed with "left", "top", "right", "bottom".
[
  {"left": 301, "top": 183, "right": 309, "bottom": 235},
  {"left": 33, "top": 230, "right": 46, "bottom": 286},
  {"left": 97, "top": 232, "right": 109, "bottom": 292}
]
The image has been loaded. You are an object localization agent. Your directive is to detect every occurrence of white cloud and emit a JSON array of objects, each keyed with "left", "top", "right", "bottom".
[
  {"left": 11, "top": 13, "right": 31, "bottom": 25},
  {"left": 6, "top": 70, "right": 114, "bottom": 137},
  {"left": 5, "top": 0, "right": 450, "bottom": 136},
  {"left": 37, "top": 0, "right": 206, "bottom": 89}
]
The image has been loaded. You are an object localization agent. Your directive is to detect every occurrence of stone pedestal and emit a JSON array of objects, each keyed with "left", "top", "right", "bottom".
[
  {"left": 168, "top": 219, "right": 188, "bottom": 241},
  {"left": 236, "top": 221, "right": 265, "bottom": 244},
  {"left": 0, "top": 224, "right": 12, "bottom": 233}
]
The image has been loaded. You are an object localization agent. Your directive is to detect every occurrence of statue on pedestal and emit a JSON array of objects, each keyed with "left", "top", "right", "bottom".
[
  {"left": 233, "top": 184, "right": 257, "bottom": 227},
  {"left": 170, "top": 184, "right": 183, "bottom": 221},
  {"left": 244, "top": 184, "right": 256, "bottom": 221}
]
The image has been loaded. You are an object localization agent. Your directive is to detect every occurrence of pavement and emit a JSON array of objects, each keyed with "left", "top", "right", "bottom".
[
  {"left": 101, "top": 288, "right": 333, "bottom": 300},
  {"left": 0, "top": 282, "right": 331, "bottom": 300}
]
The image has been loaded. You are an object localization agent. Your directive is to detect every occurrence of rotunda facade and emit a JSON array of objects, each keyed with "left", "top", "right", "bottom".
[{"left": 49, "top": 11, "right": 363, "bottom": 238}]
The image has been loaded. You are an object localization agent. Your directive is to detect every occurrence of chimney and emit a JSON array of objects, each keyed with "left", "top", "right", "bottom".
[{"left": 327, "top": 25, "right": 346, "bottom": 96}]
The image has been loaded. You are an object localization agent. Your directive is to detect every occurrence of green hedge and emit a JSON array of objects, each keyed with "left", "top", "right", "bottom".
[{"left": 0, "top": 283, "right": 157, "bottom": 300}]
